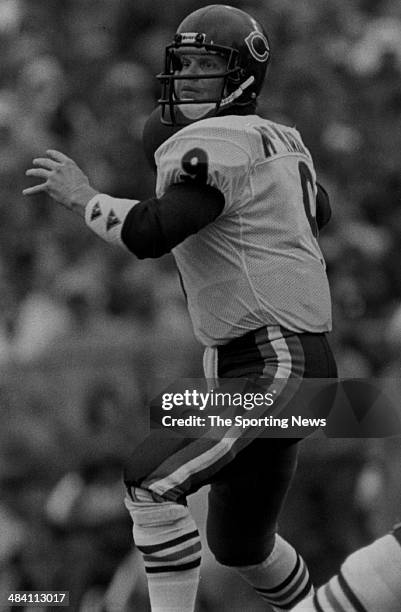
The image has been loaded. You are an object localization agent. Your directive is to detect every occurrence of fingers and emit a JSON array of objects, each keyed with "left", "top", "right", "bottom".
[
  {"left": 22, "top": 183, "right": 47, "bottom": 196},
  {"left": 25, "top": 168, "right": 51, "bottom": 179},
  {"left": 32, "top": 157, "right": 60, "bottom": 171},
  {"left": 24, "top": 162, "right": 51, "bottom": 196},
  {"left": 23, "top": 150, "right": 73, "bottom": 198},
  {"left": 46, "top": 149, "right": 71, "bottom": 163}
]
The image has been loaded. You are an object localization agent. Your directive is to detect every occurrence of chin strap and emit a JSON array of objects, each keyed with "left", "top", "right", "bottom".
[{"left": 221, "top": 75, "right": 255, "bottom": 107}]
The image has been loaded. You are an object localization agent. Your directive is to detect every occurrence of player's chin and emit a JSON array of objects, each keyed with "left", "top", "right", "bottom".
[{"left": 177, "top": 92, "right": 196, "bottom": 101}]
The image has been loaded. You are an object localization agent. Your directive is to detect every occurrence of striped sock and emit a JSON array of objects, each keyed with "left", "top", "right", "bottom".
[
  {"left": 125, "top": 493, "right": 201, "bottom": 612},
  {"left": 292, "top": 529, "right": 401, "bottom": 611},
  {"left": 234, "top": 534, "right": 313, "bottom": 610}
]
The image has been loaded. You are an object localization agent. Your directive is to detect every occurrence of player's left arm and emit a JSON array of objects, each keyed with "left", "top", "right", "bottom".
[
  {"left": 316, "top": 182, "right": 332, "bottom": 230},
  {"left": 23, "top": 150, "right": 225, "bottom": 258}
]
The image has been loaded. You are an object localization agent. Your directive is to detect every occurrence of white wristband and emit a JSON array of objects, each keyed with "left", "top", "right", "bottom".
[{"left": 85, "top": 194, "right": 139, "bottom": 249}]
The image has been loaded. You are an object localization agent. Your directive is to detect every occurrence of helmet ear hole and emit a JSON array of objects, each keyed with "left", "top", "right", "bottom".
[{"left": 227, "top": 67, "right": 244, "bottom": 86}]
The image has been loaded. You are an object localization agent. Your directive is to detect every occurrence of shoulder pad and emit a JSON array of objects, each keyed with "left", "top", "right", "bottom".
[
  {"left": 154, "top": 116, "right": 252, "bottom": 212},
  {"left": 142, "top": 107, "right": 183, "bottom": 171},
  {"left": 155, "top": 115, "right": 253, "bottom": 162}
]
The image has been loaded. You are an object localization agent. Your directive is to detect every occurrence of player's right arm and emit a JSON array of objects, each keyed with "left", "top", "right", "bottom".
[
  {"left": 23, "top": 149, "right": 225, "bottom": 258},
  {"left": 88, "top": 180, "right": 225, "bottom": 258}
]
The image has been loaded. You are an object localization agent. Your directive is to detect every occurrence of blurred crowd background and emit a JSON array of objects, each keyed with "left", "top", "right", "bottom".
[{"left": 1, "top": 0, "right": 401, "bottom": 610}]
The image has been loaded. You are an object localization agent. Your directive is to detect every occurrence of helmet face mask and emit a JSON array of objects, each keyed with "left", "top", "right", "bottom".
[
  {"left": 158, "top": 37, "right": 245, "bottom": 125},
  {"left": 157, "top": 5, "right": 270, "bottom": 125},
  {"left": 171, "top": 49, "right": 229, "bottom": 122}
]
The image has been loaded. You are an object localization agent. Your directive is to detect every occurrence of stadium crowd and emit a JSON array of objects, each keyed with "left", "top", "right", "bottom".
[{"left": 1, "top": 0, "right": 401, "bottom": 609}]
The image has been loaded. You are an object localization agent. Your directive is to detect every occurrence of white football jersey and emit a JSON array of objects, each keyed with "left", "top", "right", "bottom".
[{"left": 154, "top": 114, "right": 332, "bottom": 347}]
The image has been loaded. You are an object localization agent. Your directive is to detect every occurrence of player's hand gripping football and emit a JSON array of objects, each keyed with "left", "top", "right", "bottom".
[{"left": 23, "top": 150, "right": 98, "bottom": 217}]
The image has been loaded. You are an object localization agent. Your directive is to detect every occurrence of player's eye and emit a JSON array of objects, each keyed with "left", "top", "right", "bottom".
[{"left": 200, "top": 59, "right": 216, "bottom": 70}]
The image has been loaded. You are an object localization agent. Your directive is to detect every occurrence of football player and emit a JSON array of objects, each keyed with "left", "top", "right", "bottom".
[
  {"left": 23, "top": 5, "right": 337, "bottom": 611},
  {"left": 291, "top": 523, "right": 401, "bottom": 611}
]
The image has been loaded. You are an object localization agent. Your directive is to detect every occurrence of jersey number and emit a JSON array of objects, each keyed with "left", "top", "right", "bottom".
[
  {"left": 298, "top": 161, "right": 318, "bottom": 238},
  {"left": 181, "top": 148, "right": 209, "bottom": 183}
]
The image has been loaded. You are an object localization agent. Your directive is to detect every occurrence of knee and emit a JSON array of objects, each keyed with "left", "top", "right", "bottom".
[
  {"left": 124, "top": 486, "right": 187, "bottom": 524},
  {"left": 207, "top": 529, "right": 276, "bottom": 567},
  {"left": 124, "top": 487, "right": 195, "bottom": 543},
  {"left": 124, "top": 487, "right": 202, "bottom": 574}
]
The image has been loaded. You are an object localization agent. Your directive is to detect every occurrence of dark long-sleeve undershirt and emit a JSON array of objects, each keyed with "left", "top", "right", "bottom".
[
  {"left": 121, "top": 181, "right": 225, "bottom": 258},
  {"left": 120, "top": 180, "right": 331, "bottom": 259}
]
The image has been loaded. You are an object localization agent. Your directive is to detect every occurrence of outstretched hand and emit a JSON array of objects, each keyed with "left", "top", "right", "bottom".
[{"left": 23, "top": 150, "right": 98, "bottom": 217}]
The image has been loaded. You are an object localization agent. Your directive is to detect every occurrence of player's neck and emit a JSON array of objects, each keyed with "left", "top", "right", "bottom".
[{"left": 218, "top": 101, "right": 257, "bottom": 117}]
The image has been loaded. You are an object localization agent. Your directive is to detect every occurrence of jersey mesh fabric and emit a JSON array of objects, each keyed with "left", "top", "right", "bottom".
[{"left": 155, "top": 115, "right": 332, "bottom": 346}]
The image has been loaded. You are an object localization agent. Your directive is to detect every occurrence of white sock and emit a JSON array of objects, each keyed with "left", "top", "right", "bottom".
[
  {"left": 125, "top": 493, "right": 201, "bottom": 612},
  {"left": 292, "top": 528, "right": 401, "bottom": 611},
  {"left": 234, "top": 534, "right": 313, "bottom": 610}
]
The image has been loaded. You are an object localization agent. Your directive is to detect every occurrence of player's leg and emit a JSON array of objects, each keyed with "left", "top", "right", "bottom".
[
  {"left": 291, "top": 523, "right": 401, "bottom": 611},
  {"left": 124, "top": 485, "right": 201, "bottom": 612},
  {"left": 122, "top": 343, "right": 301, "bottom": 612},
  {"left": 122, "top": 394, "right": 299, "bottom": 611},
  {"left": 123, "top": 431, "right": 207, "bottom": 612},
  {"left": 122, "top": 423, "right": 280, "bottom": 612},
  {"left": 206, "top": 439, "right": 313, "bottom": 611},
  {"left": 123, "top": 327, "right": 336, "bottom": 611},
  {"left": 206, "top": 327, "right": 337, "bottom": 610}
]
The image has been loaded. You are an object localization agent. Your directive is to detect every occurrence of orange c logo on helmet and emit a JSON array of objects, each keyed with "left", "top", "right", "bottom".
[{"left": 245, "top": 31, "right": 270, "bottom": 63}]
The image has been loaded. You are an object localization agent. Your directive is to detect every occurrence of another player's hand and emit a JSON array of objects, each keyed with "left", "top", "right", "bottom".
[{"left": 23, "top": 150, "right": 98, "bottom": 217}]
